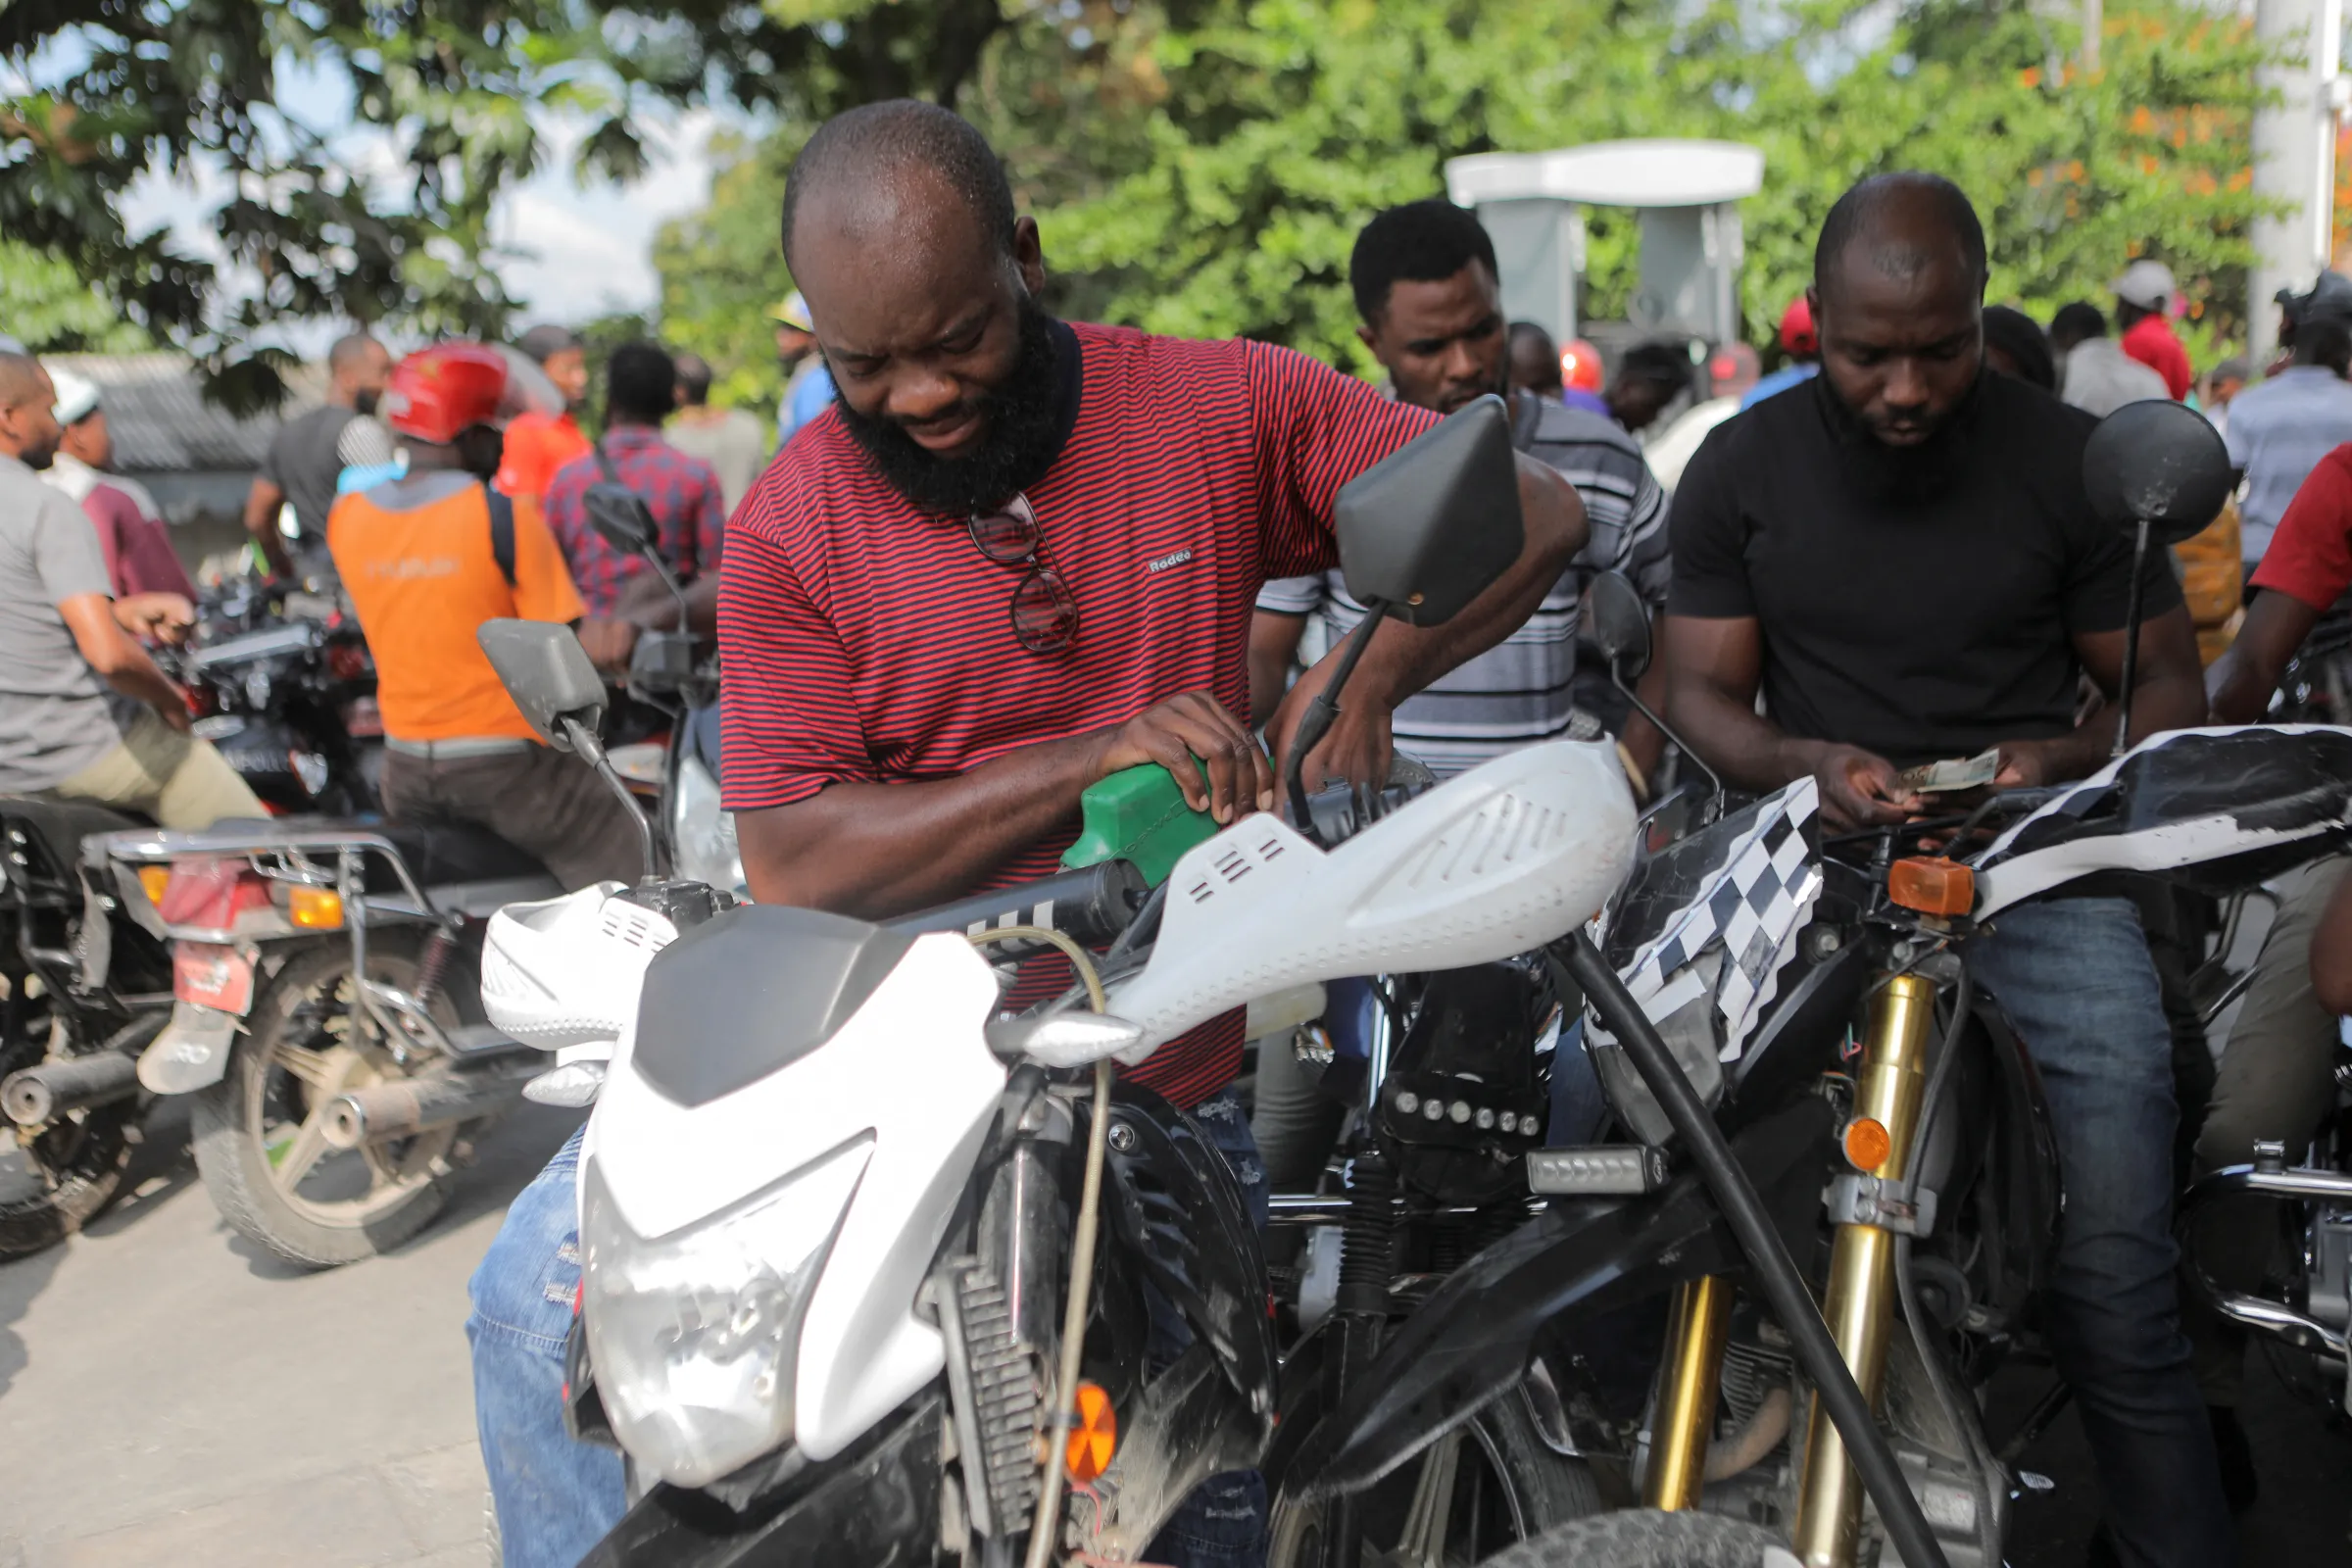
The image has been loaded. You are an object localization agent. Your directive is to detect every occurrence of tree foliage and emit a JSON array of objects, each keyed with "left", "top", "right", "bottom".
[{"left": 1, "top": 0, "right": 1016, "bottom": 406}]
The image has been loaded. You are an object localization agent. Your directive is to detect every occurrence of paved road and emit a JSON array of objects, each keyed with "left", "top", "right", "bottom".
[{"left": 0, "top": 1101, "right": 578, "bottom": 1568}]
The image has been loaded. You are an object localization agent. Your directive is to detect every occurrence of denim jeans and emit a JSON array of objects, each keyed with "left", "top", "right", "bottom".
[
  {"left": 469, "top": 1094, "right": 1269, "bottom": 1568},
  {"left": 467, "top": 1124, "right": 624, "bottom": 1568},
  {"left": 1971, "top": 898, "right": 2233, "bottom": 1568}
]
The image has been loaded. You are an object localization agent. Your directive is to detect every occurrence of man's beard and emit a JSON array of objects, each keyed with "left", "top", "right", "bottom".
[
  {"left": 354, "top": 389, "right": 381, "bottom": 416},
  {"left": 1814, "top": 369, "right": 1983, "bottom": 506},
  {"left": 835, "top": 301, "right": 1063, "bottom": 515}
]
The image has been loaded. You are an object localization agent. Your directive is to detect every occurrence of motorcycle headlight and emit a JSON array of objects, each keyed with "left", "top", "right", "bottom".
[{"left": 579, "top": 1135, "right": 872, "bottom": 1487}]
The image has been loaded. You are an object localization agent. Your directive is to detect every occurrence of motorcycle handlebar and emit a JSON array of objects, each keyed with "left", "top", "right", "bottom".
[{"left": 887, "top": 859, "right": 1150, "bottom": 959}]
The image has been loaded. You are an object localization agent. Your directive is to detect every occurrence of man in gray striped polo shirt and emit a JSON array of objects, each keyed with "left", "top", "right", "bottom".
[{"left": 1249, "top": 199, "right": 1672, "bottom": 790}]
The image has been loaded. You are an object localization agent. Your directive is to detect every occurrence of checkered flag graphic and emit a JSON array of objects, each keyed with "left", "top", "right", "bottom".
[{"left": 1606, "top": 778, "right": 1824, "bottom": 1063}]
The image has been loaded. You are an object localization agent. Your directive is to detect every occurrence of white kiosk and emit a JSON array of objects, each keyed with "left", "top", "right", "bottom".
[{"left": 1443, "top": 139, "right": 1766, "bottom": 350}]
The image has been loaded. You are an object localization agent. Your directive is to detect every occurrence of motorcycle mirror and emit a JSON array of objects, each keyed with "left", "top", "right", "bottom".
[
  {"left": 583, "top": 485, "right": 657, "bottom": 556},
  {"left": 476, "top": 618, "right": 665, "bottom": 880},
  {"left": 1334, "top": 394, "right": 1521, "bottom": 628},
  {"left": 1587, "top": 570, "right": 1653, "bottom": 683},
  {"left": 477, "top": 619, "right": 608, "bottom": 752},
  {"left": 2082, "top": 400, "right": 2233, "bottom": 757},
  {"left": 2082, "top": 399, "right": 2233, "bottom": 548}
]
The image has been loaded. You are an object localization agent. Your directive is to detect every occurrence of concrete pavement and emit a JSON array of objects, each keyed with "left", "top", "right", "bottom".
[{"left": 0, "top": 1101, "right": 579, "bottom": 1568}]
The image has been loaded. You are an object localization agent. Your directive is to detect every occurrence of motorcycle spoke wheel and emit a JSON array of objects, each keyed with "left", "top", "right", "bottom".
[{"left": 191, "top": 931, "right": 478, "bottom": 1267}]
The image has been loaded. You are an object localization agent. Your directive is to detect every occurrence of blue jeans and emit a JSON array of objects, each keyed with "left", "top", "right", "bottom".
[
  {"left": 467, "top": 1125, "right": 624, "bottom": 1568},
  {"left": 469, "top": 1095, "right": 1269, "bottom": 1568},
  {"left": 1971, "top": 898, "right": 2232, "bottom": 1568}
]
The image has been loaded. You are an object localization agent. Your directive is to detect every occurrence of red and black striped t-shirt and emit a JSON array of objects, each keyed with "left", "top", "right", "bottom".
[{"left": 717, "top": 320, "right": 1436, "bottom": 1105}]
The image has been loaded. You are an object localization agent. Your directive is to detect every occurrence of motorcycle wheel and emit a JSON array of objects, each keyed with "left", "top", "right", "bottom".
[
  {"left": 1269, "top": 1392, "right": 1600, "bottom": 1568},
  {"left": 0, "top": 1012, "right": 159, "bottom": 1260},
  {"left": 1474, "top": 1509, "right": 1787, "bottom": 1567},
  {"left": 191, "top": 930, "right": 477, "bottom": 1268}
]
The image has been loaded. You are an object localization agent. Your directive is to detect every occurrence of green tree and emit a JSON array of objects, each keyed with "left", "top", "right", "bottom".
[
  {"left": 0, "top": 240, "right": 154, "bottom": 353},
  {"left": 1034, "top": 0, "right": 2273, "bottom": 369},
  {"left": 2, "top": 0, "right": 1017, "bottom": 406}
]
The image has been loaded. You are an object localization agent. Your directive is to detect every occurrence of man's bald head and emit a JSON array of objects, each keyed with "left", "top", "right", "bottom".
[
  {"left": 781, "top": 99, "right": 1017, "bottom": 274},
  {"left": 0, "top": 353, "right": 62, "bottom": 467},
  {"left": 1814, "top": 172, "right": 1987, "bottom": 305}
]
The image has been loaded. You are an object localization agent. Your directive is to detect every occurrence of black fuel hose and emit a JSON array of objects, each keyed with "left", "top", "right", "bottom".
[{"left": 1560, "top": 931, "right": 1952, "bottom": 1568}]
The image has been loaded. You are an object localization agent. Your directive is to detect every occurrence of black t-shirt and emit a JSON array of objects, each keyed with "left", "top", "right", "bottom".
[
  {"left": 262, "top": 406, "right": 395, "bottom": 542},
  {"left": 1667, "top": 371, "right": 2181, "bottom": 768}
]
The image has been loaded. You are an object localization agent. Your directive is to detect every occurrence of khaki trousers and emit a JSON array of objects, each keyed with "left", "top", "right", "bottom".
[{"left": 46, "top": 708, "right": 266, "bottom": 828}]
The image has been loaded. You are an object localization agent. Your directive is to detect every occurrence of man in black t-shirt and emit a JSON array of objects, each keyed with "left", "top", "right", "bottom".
[
  {"left": 1663, "top": 175, "right": 2227, "bottom": 1567},
  {"left": 242, "top": 332, "right": 395, "bottom": 577}
]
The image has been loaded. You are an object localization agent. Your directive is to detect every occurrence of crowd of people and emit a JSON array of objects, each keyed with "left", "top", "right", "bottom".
[{"left": 8, "top": 93, "right": 2352, "bottom": 1568}]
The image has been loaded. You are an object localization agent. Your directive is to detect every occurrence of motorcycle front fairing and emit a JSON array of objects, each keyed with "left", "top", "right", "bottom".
[{"left": 581, "top": 907, "right": 1008, "bottom": 1473}]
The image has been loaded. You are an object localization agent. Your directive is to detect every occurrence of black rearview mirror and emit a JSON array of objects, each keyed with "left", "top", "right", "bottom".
[
  {"left": 2082, "top": 399, "right": 2234, "bottom": 548},
  {"left": 477, "top": 619, "right": 609, "bottom": 753},
  {"left": 583, "top": 484, "right": 657, "bottom": 557},
  {"left": 1588, "top": 571, "right": 1653, "bottom": 682},
  {"left": 1334, "top": 394, "right": 1521, "bottom": 627}
]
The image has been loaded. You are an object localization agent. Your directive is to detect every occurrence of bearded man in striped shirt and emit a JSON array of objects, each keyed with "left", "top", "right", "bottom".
[{"left": 465, "top": 99, "right": 1587, "bottom": 1568}]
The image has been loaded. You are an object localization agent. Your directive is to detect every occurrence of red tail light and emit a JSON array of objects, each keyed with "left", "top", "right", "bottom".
[
  {"left": 157, "top": 858, "right": 272, "bottom": 929},
  {"left": 327, "top": 643, "right": 372, "bottom": 681}
]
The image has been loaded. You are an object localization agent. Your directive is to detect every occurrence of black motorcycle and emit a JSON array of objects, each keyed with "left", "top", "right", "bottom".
[
  {"left": 171, "top": 578, "right": 382, "bottom": 813},
  {"left": 0, "top": 797, "right": 175, "bottom": 1257}
]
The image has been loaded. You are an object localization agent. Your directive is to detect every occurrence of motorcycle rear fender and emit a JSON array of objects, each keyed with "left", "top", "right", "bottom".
[{"left": 1280, "top": 1094, "right": 1834, "bottom": 1503}]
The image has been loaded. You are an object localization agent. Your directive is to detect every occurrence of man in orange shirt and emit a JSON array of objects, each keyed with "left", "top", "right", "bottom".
[
  {"left": 493, "top": 324, "right": 594, "bottom": 507},
  {"left": 330, "top": 344, "right": 641, "bottom": 889}
]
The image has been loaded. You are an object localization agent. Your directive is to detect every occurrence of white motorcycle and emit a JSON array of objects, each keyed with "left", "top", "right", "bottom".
[{"left": 469, "top": 399, "right": 1945, "bottom": 1567}]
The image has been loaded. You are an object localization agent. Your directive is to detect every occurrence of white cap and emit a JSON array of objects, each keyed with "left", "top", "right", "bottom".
[
  {"left": 2112, "top": 259, "right": 2178, "bottom": 310},
  {"left": 46, "top": 364, "right": 100, "bottom": 425}
]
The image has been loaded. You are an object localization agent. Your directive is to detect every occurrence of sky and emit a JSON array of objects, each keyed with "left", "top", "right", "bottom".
[{"left": 13, "top": 37, "right": 727, "bottom": 350}]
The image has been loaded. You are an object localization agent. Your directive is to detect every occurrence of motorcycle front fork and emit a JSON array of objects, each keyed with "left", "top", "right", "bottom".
[{"left": 1642, "top": 972, "right": 1937, "bottom": 1568}]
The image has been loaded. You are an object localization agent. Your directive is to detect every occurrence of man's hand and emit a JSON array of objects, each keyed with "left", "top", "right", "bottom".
[
  {"left": 1791, "top": 740, "right": 1918, "bottom": 829},
  {"left": 1089, "top": 692, "right": 1271, "bottom": 824},
  {"left": 1991, "top": 739, "right": 2056, "bottom": 790},
  {"left": 114, "top": 593, "right": 195, "bottom": 646},
  {"left": 1263, "top": 662, "right": 1394, "bottom": 796},
  {"left": 575, "top": 617, "right": 640, "bottom": 674}
]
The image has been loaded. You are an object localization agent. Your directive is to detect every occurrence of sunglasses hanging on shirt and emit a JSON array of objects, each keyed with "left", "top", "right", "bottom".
[{"left": 968, "top": 494, "right": 1080, "bottom": 654}]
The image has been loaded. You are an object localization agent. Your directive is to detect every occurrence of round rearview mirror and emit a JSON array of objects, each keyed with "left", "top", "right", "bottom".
[
  {"left": 1587, "top": 570, "right": 1653, "bottom": 682},
  {"left": 2082, "top": 399, "right": 2233, "bottom": 548}
]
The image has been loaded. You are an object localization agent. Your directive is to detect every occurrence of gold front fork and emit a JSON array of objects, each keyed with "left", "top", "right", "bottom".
[
  {"left": 1790, "top": 972, "right": 1938, "bottom": 1568},
  {"left": 1645, "top": 1273, "right": 1734, "bottom": 1509}
]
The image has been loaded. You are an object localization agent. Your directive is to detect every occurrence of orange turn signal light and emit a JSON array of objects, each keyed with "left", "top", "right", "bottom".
[
  {"left": 288, "top": 886, "right": 345, "bottom": 930},
  {"left": 1886, "top": 857, "right": 1974, "bottom": 917},
  {"left": 1064, "top": 1381, "right": 1117, "bottom": 1483},
  {"left": 1843, "top": 1116, "right": 1893, "bottom": 1173},
  {"left": 137, "top": 865, "right": 171, "bottom": 906}
]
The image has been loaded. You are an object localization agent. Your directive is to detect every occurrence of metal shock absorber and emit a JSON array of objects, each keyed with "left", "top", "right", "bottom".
[
  {"left": 1791, "top": 971, "right": 1938, "bottom": 1568},
  {"left": 1321, "top": 1152, "right": 1399, "bottom": 1568},
  {"left": 1645, "top": 1274, "right": 1734, "bottom": 1510},
  {"left": 413, "top": 923, "right": 458, "bottom": 1009}
]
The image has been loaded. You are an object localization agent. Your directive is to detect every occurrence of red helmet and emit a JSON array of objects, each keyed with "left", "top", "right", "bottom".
[
  {"left": 1560, "top": 337, "right": 1605, "bottom": 394},
  {"left": 1778, "top": 296, "right": 1818, "bottom": 358},
  {"left": 380, "top": 343, "right": 510, "bottom": 444}
]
